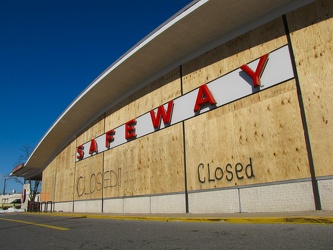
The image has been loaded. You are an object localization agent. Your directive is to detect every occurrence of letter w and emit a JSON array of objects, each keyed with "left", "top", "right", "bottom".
[{"left": 150, "top": 100, "right": 174, "bottom": 129}]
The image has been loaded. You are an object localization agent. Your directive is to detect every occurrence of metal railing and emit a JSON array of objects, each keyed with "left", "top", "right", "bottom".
[{"left": 28, "top": 201, "right": 53, "bottom": 213}]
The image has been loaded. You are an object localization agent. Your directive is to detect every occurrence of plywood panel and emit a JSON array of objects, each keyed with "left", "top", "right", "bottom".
[
  {"left": 76, "top": 115, "right": 105, "bottom": 146},
  {"left": 105, "top": 68, "right": 181, "bottom": 131},
  {"left": 185, "top": 80, "right": 311, "bottom": 191},
  {"left": 52, "top": 141, "right": 76, "bottom": 202},
  {"left": 54, "top": 168, "right": 75, "bottom": 202},
  {"left": 41, "top": 160, "right": 56, "bottom": 202},
  {"left": 74, "top": 153, "right": 103, "bottom": 200},
  {"left": 182, "top": 18, "right": 288, "bottom": 93},
  {"left": 103, "top": 123, "right": 185, "bottom": 198},
  {"left": 287, "top": 0, "right": 333, "bottom": 176},
  {"left": 55, "top": 140, "right": 76, "bottom": 172}
]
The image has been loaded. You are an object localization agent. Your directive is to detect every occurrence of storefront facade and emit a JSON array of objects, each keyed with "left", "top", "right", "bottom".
[{"left": 18, "top": 0, "right": 333, "bottom": 213}]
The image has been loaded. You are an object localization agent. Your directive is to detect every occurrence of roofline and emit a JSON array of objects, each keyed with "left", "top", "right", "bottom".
[{"left": 25, "top": 0, "right": 205, "bottom": 172}]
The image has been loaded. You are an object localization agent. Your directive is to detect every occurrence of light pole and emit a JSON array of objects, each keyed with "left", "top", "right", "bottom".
[{"left": 2, "top": 177, "right": 7, "bottom": 195}]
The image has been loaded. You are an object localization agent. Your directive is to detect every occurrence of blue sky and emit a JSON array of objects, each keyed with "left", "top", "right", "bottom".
[{"left": 0, "top": 0, "right": 193, "bottom": 194}]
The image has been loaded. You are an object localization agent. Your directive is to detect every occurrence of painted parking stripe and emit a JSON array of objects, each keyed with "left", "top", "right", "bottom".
[{"left": 0, "top": 218, "right": 69, "bottom": 231}]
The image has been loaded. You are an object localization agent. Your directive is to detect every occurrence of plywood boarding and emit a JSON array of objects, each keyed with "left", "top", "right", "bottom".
[
  {"left": 74, "top": 153, "right": 103, "bottom": 201},
  {"left": 55, "top": 140, "right": 76, "bottom": 172},
  {"left": 41, "top": 160, "right": 56, "bottom": 202},
  {"left": 54, "top": 168, "right": 75, "bottom": 202},
  {"left": 287, "top": 0, "right": 333, "bottom": 177},
  {"left": 54, "top": 141, "right": 76, "bottom": 202},
  {"left": 182, "top": 18, "right": 288, "bottom": 94},
  {"left": 105, "top": 68, "right": 181, "bottom": 131},
  {"left": 103, "top": 123, "right": 185, "bottom": 198},
  {"left": 76, "top": 114, "right": 105, "bottom": 146},
  {"left": 185, "top": 80, "right": 311, "bottom": 191}
]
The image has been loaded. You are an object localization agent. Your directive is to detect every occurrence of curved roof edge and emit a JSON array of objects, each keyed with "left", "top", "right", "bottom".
[{"left": 16, "top": 0, "right": 313, "bottom": 180}]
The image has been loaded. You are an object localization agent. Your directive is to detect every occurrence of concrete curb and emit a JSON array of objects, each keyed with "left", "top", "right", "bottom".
[{"left": 22, "top": 212, "right": 333, "bottom": 225}]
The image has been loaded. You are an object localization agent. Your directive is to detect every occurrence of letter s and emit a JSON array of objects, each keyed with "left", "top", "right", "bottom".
[{"left": 77, "top": 145, "right": 84, "bottom": 160}]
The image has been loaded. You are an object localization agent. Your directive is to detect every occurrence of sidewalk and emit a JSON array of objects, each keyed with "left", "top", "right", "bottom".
[{"left": 24, "top": 210, "right": 333, "bottom": 225}]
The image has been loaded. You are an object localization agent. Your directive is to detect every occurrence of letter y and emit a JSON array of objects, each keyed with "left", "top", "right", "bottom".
[{"left": 240, "top": 54, "right": 269, "bottom": 88}]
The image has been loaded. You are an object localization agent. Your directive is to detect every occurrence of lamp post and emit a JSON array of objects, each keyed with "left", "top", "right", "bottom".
[{"left": 2, "top": 177, "right": 7, "bottom": 195}]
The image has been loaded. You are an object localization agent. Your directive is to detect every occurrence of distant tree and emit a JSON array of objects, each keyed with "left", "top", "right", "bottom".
[
  {"left": 10, "top": 174, "right": 24, "bottom": 186},
  {"left": 16, "top": 145, "right": 32, "bottom": 166},
  {"left": 14, "top": 145, "right": 41, "bottom": 202}
]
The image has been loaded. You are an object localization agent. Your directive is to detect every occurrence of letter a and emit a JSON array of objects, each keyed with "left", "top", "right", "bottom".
[
  {"left": 89, "top": 139, "right": 98, "bottom": 155},
  {"left": 194, "top": 84, "right": 217, "bottom": 112}
]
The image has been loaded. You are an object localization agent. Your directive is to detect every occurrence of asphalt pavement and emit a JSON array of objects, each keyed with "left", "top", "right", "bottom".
[{"left": 2, "top": 211, "right": 333, "bottom": 249}]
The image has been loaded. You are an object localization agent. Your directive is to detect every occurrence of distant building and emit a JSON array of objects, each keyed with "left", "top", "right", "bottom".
[
  {"left": 11, "top": 0, "right": 333, "bottom": 213},
  {"left": 0, "top": 194, "right": 21, "bottom": 204}
]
